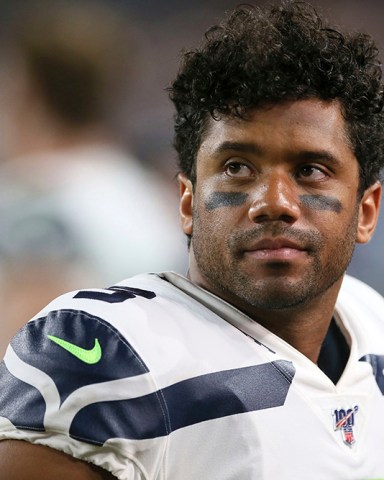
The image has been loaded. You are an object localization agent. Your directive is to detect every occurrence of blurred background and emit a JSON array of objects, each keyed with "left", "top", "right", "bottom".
[{"left": 0, "top": 0, "right": 382, "bottom": 355}]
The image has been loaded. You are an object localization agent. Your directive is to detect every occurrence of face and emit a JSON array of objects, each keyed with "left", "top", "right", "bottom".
[{"left": 179, "top": 99, "right": 381, "bottom": 314}]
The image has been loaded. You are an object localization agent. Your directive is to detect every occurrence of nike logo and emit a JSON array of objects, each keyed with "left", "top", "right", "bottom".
[{"left": 47, "top": 335, "right": 102, "bottom": 364}]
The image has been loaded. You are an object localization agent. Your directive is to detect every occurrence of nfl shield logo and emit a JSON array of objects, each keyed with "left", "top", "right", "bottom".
[{"left": 333, "top": 405, "right": 359, "bottom": 446}]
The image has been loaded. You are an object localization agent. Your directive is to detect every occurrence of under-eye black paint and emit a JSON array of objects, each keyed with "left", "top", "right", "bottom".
[
  {"left": 299, "top": 194, "right": 342, "bottom": 213},
  {"left": 205, "top": 191, "right": 342, "bottom": 213},
  {"left": 205, "top": 191, "right": 248, "bottom": 210}
]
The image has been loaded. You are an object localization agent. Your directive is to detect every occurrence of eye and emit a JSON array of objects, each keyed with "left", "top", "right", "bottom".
[
  {"left": 297, "top": 165, "right": 328, "bottom": 181},
  {"left": 225, "top": 161, "right": 253, "bottom": 178}
]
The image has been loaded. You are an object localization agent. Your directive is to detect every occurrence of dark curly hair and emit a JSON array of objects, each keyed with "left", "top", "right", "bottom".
[{"left": 169, "top": 1, "right": 384, "bottom": 193}]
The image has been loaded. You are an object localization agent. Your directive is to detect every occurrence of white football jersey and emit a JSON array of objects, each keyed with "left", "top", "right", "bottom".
[{"left": 0, "top": 272, "right": 384, "bottom": 479}]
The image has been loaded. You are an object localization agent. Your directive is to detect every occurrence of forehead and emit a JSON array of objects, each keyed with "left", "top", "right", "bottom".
[{"left": 197, "top": 99, "right": 355, "bottom": 162}]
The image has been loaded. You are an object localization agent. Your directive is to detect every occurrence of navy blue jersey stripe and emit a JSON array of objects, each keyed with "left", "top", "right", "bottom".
[
  {"left": 10, "top": 309, "right": 149, "bottom": 404},
  {"left": 70, "top": 360, "right": 295, "bottom": 444},
  {"left": 0, "top": 361, "right": 45, "bottom": 431},
  {"left": 163, "top": 360, "right": 294, "bottom": 432},
  {"left": 70, "top": 390, "right": 169, "bottom": 444}
]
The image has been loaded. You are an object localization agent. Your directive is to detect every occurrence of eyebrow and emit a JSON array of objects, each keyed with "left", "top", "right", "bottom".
[
  {"left": 211, "top": 141, "right": 342, "bottom": 166},
  {"left": 212, "top": 141, "right": 263, "bottom": 156},
  {"left": 294, "top": 150, "right": 342, "bottom": 167}
]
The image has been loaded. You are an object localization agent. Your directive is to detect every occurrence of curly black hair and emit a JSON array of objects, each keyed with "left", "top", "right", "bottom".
[{"left": 169, "top": 1, "right": 384, "bottom": 193}]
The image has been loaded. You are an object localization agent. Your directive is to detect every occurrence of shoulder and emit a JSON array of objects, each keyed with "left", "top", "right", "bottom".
[
  {"left": 337, "top": 274, "right": 384, "bottom": 352},
  {"left": 1, "top": 273, "right": 207, "bottom": 397},
  {"left": 338, "top": 274, "right": 384, "bottom": 312},
  {"left": 10, "top": 273, "right": 183, "bottom": 366},
  {"left": 0, "top": 273, "right": 184, "bottom": 476}
]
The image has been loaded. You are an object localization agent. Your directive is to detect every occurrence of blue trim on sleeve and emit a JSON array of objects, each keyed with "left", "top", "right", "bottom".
[
  {"left": 0, "top": 361, "right": 45, "bottom": 431},
  {"left": 71, "top": 391, "right": 169, "bottom": 444},
  {"left": 9, "top": 309, "right": 149, "bottom": 405}
]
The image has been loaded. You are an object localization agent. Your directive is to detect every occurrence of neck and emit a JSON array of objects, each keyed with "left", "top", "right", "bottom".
[
  {"left": 188, "top": 265, "right": 343, "bottom": 364},
  {"left": 245, "top": 286, "right": 341, "bottom": 363}
]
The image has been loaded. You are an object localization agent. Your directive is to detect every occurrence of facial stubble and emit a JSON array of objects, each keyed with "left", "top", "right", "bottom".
[{"left": 191, "top": 202, "right": 359, "bottom": 312}]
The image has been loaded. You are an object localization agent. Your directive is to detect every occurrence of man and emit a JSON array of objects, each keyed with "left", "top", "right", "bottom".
[{"left": 0, "top": 1, "right": 383, "bottom": 479}]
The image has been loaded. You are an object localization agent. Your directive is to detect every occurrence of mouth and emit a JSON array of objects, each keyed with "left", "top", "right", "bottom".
[{"left": 243, "top": 237, "right": 309, "bottom": 261}]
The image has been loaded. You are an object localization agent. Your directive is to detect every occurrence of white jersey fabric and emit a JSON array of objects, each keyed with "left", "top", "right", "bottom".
[{"left": 0, "top": 272, "right": 384, "bottom": 479}]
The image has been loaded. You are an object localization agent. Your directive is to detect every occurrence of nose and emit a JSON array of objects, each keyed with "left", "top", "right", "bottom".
[{"left": 248, "top": 172, "right": 300, "bottom": 224}]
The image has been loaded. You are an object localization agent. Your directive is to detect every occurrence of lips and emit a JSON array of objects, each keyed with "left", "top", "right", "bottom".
[
  {"left": 243, "top": 237, "right": 308, "bottom": 260},
  {"left": 248, "top": 238, "right": 306, "bottom": 251},
  {"left": 228, "top": 226, "right": 321, "bottom": 261}
]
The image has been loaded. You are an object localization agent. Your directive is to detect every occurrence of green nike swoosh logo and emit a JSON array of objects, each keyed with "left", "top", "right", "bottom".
[{"left": 47, "top": 335, "right": 102, "bottom": 364}]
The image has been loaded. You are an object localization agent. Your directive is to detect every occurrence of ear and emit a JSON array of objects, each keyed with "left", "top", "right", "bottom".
[
  {"left": 178, "top": 173, "right": 193, "bottom": 236},
  {"left": 356, "top": 181, "right": 382, "bottom": 244}
]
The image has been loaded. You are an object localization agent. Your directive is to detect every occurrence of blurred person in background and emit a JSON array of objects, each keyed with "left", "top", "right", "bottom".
[{"left": 0, "top": 0, "right": 187, "bottom": 356}]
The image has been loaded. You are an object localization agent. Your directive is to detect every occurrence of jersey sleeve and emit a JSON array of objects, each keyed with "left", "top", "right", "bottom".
[{"left": 0, "top": 290, "right": 169, "bottom": 480}]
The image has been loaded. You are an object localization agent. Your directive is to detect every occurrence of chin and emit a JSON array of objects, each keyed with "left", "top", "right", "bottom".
[
  {"left": 235, "top": 276, "right": 315, "bottom": 310},
  {"left": 246, "top": 292, "right": 309, "bottom": 311}
]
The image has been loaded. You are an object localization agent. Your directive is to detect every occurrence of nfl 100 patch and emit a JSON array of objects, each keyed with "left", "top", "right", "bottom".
[{"left": 332, "top": 405, "right": 359, "bottom": 446}]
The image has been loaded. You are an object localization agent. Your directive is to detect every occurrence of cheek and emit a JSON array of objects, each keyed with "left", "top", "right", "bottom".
[
  {"left": 316, "top": 208, "right": 359, "bottom": 252},
  {"left": 193, "top": 189, "right": 242, "bottom": 237}
]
